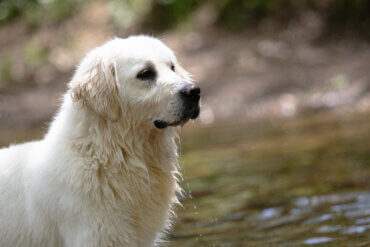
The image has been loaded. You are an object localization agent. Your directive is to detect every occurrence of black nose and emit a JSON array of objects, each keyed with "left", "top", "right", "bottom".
[{"left": 179, "top": 84, "right": 201, "bottom": 102}]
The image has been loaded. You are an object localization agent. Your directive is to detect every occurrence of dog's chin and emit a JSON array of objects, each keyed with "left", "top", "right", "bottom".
[
  {"left": 154, "top": 106, "right": 200, "bottom": 129},
  {"left": 154, "top": 119, "right": 188, "bottom": 129}
]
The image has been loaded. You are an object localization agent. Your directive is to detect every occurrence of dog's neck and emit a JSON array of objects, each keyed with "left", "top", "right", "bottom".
[
  {"left": 44, "top": 93, "right": 181, "bottom": 223},
  {"left": 45, "top": 93, "right": 179, "bottom": 175}
]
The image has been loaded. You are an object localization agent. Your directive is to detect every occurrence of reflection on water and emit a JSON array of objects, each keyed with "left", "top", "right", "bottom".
[
  {"left": 304, "top": 237, "right": 332, "bottom": 245},
  {"left": 170, "top": 112, "right": 370, "bottom": 246}
]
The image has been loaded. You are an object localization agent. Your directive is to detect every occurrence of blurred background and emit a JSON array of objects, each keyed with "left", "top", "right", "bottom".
[{"left": 1, "top": 0, "right": 370, "bottom": 246}]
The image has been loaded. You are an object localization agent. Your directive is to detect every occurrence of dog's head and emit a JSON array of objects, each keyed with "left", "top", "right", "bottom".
[{"left": 70, "top": 36, "right": 200, "bottom": 129}]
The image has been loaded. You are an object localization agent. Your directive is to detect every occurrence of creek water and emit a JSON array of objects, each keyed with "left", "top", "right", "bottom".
[{"left": 169, "top": 112, "right": 370, "bottom": 246}]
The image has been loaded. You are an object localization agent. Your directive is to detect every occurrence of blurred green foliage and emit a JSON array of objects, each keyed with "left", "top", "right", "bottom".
[
  {"left": 25, "top": 40, "right": 49, "bottom": 67},
  {"left": 0, "top": 0, "right": 82, "bottom": 26},
  {"left": 215, "top": 0, "right": 291, "bottom": 29},
  {"left": 145, "top": 0, "right": 370, "bottom": 33},
  {"left": 142, "top": 0, "right": 200, "bottom": 30},
  {"left": 325, "top": 0, "right": 370, "bottom": 37},
  {"left": 109, "top": 0, "right": 153, "bottom": 28},
  {"left": 0, "top": 55, "right": 13, "bottom": 84},
  {"left": 1, "top": 0, "right": 370, "bottom": 37}
]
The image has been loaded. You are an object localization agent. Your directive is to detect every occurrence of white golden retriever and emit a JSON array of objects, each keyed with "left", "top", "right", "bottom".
[{"left": 0, "top": 36, "right": 200, "bottom": 247}]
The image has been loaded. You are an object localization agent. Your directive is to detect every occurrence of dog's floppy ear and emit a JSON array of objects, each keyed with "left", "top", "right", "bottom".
[{"left": 70, "top": 54, "right": 122, "bottom": 122}]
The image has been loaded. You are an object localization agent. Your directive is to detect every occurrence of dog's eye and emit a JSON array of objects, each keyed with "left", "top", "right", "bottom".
[
  {"left": 171, "top": 64, "right": 175, "bottom": 72},
  {"left": 137, "top": 68, "right": 156, "bottom": 81}
]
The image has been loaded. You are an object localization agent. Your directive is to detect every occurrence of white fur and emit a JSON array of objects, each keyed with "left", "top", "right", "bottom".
[{"left": 0, "top": 36, "right": 196, "bottom": 247}]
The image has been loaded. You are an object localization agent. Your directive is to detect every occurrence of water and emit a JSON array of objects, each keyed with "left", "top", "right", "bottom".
[{"left": 169, "top": 112, "right": 370, "bottom": 246}]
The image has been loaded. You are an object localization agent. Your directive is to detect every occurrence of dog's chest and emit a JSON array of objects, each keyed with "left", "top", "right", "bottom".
[
  {"left": 73, "top": 134, "right": 179, "bottom": 244},
  {"left": 128, "top": 165, "right": 176, "bottom": 218},
  {"left": 100, "top": 163, "right": 178, "bottom": 238}
]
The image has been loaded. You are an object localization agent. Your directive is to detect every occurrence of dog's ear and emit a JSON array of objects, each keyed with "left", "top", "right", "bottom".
[{"left": 70, "top": 56, "right": 122, "bottom": 122}]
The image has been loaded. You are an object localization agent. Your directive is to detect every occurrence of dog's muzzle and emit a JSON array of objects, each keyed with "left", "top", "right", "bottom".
[{"left": 154, "top": 84, "right": 201, "bottom": 129}]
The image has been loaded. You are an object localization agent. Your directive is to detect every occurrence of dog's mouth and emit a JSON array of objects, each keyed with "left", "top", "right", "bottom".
[
  {"left": 154, "top": 120, "right": 182, "bottom": 129},
  {"left": 154, "top": 105, "right": 200, "bottom": 129}
]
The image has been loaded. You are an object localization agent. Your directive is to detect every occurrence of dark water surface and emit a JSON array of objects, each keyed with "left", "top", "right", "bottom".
[{"left": 170, "top": 112, "right": 370, "bottom": 246}]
